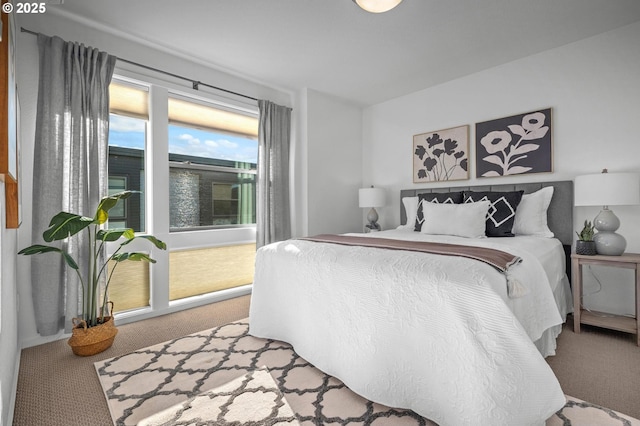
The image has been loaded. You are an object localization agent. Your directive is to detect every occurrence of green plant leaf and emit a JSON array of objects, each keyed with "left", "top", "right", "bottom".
[
  {"left": 94, "top": 191, "right": 139, "bottom": 224},
  {"left": 20, "top": 189, "right": 165, "bottom": 329},
  {"left": 121, "top": 234, "right": 167, "bottom": 250},
  {"left": 137, "top": 235, "right": 167, "bottom": 250},
  {"left": 42, "top": 212, "right": 95, "bottom": 242},
  {"left": 112, "top": 252, "right": 157, "bottom": 263},
  {"left": 97, "top": 228, "right": 136, "bottom": 242},
  {"left": 18, "top": 244, "right": 79, "bottom": 270}
]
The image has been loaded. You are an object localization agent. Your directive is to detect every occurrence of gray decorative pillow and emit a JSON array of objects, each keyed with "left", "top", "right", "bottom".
[
  {"left": 414, "top": 191, "right": 464, "bottom": 231},
  {"left": 463, "top": 190, "right": 524, "bottom": 237}
]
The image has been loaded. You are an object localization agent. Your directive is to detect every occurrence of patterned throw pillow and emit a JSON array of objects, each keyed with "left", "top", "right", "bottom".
[
  {"left": 414, "top": 191, "right": 464, "bottom": 231},
  {"left": 463, "top": 190, "right": 524, "bottom": 237}
]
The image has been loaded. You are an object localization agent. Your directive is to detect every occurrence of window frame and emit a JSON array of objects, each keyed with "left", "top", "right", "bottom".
[{"left": 106, "top": 70, "right": 257, "bottom": 327}]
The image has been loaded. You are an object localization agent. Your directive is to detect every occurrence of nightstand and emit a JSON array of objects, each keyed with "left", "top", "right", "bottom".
[{"left": 571, "top": 253, "right": 640, "bottom": 346}]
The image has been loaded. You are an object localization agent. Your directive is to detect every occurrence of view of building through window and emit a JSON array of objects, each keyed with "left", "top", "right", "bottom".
[
  {"left": 107, "top": 82, "right": 259, "bottom": 312},
  {"left": 108, "top": 114, "right": 146, "bottom": 232},
  {"left": 107, "top": 101, "right": 258, "bottom": 232},
  {"left": 167, "top": 123, "right": 257, "bottom": 230}
]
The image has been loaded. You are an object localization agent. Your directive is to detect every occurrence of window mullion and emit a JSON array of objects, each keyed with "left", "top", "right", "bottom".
[{"left": 148, "top": 84, "right": 170, "bottom": 311}]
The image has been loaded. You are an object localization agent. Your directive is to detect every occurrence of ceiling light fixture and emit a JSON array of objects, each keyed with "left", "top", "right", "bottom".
[{"left": 352, "top": 0, "right": 403, "bottom": 13}]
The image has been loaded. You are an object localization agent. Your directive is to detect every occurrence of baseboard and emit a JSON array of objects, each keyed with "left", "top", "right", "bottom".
[
  {"left": 6, "top": 349, "right": 21, "bottom": 426},
  {"left": 21, "top": 330, "right": 69, "bottom": 349},
  {"left": 20, "top": 285, "right": 253, "bottom": 348}
]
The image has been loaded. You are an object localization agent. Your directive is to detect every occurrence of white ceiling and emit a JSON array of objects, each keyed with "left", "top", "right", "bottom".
[{"left": 50, "top": 0, "right": 640, "bottom": 106}]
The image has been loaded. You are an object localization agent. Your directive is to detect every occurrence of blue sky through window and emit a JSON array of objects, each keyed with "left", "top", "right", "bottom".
[{"left": 109, "top": 114, "right": 258, "bottom": 164}]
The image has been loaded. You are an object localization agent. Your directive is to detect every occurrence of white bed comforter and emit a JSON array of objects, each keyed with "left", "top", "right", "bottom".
[{"left": 249, "top": 229, "right": 567, "bottom": 426}]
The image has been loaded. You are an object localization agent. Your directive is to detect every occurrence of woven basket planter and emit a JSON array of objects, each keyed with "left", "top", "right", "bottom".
[{"left": 68, "top": 302, "right": 118, "bottom": 357}]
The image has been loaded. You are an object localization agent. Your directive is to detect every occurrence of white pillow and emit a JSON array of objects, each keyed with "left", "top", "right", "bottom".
[
  {"left": 420, "top": 200, "right": 490, "bottom": 238},
  {"left": 513, "top": 186, "right": 554, "bottom": 238},
  {"left": 398, "top": 196, "right": 419, "bottom": 230}
]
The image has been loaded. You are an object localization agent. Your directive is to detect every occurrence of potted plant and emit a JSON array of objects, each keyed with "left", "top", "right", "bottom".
[
  {"left": 575, "top": 220, "right": 596, "bottom": 255},
  {"left": 19, "top": 191, "right": 166, "bottom": 356}
]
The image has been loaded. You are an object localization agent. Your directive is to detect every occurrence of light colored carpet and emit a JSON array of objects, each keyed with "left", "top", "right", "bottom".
[
  {"left": 12, "top": 295, "right": 640, "bottom": 425},
  {"left": 13, "top": 295, "right": 252, "bottom": 426},
  {"left": 95, "top": 319, "right": 640, "bottom": 426},
  {"left": 546, "top": 320, "right": 640, "bottom": 421}
]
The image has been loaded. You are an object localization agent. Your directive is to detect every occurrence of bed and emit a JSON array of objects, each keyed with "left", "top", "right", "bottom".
[{"left": 249, "top": 181, "right": 574, "bottom": 426}]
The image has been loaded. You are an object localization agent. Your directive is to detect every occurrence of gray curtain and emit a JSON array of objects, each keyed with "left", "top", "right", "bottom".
[
  {"left": 32, "top": 34, "right": 116, "bottom": 335},
  {"left": 256, "top": 100, "right": 292, "bottom": 248}
]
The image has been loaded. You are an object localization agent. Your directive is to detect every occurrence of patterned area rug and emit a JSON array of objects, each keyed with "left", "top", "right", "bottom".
[
  {"left": 137, "top": 367, "right": 300, "bottom": 426},
  {"left": 95, "top": 319, "right": 640, "bottom": 426}
]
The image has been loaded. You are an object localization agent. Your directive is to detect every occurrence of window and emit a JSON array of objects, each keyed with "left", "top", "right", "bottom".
[
  {"left": 167, "top": 95, "right": 259, "bottom": 299},
  {"left": 107, "top": 176, "right": 127, "bottom": 228},
  {"left": 168, "top": 161, "right": 256, "bottom": 230},
  {"left": 213, "top": 183, "right": 246, "bottom": 224},
  {"left": 106, "top": 76, "right": 259, "bottom": 316},
  {"left": 107, "top": 82, "right": 148, "bottom": 233},
  {"left": 107, "top": 80, "right": 150, "bottom": 312},
  {"left": 167, "top": 95, "right": 258, "bottom": 231}
]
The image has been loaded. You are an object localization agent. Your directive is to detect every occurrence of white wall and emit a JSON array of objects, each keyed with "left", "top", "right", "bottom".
[
  {"left": 291, "top": 89, "right": 308, "bottom": 238},
  {"left": 14, "top": 10, "right": 294, "bottom": 348},
  {"left": 363, "top": 21, "right": 640, "bottom": 316},
  {"left": 0, "top": 182, "right": 19, "bottom": 426},
  {"left": 305, "top": 89, "right": 363, "bottom": 235}
]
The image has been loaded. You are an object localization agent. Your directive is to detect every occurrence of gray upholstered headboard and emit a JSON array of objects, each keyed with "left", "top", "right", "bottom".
[{"left": 400, "top": 180, "right": 574, "bottom": 246}]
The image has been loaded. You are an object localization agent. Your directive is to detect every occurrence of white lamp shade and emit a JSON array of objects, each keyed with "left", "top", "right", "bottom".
[
  {"left": 575, "top": 172, "right": 640, "bottom": 206},
  {"left": 353, "top": 0, "right": 402, "bottom": 13},
  {"left": 359, "top": 187, "right": 386, "bottom": 208}
]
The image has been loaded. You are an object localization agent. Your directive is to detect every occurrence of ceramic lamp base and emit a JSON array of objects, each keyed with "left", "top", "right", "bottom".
[
  {"left": 594, "top": 208, "right": 626, "bottom": 256},
  {"left": 594, "top": 232, "right": 626, "bottom": 256},
  {"left": 365, "top": 208, "right": 381, "bottom": 232}
]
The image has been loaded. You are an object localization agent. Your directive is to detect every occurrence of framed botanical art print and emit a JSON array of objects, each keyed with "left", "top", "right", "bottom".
[
  {"left": 413, "top": 125, "right": 469, "bottom": 183},
  {"left": 475, "top": 108, "right": 552, "bottom": 178}
]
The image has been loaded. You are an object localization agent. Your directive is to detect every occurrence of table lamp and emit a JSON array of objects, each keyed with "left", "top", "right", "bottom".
[
  {"left": 574, "top": 169, "right": 640, "bottom": 255},
  {"left": 359, "top": 186, "right": 385, "bottom": 232}
]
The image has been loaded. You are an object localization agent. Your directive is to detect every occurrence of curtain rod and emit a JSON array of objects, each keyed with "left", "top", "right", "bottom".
[{"left": 20, "top": 27, "right": 259, "bottom": 102}]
